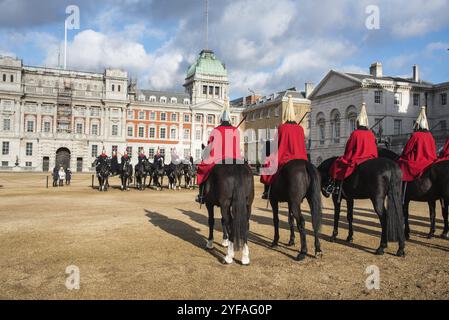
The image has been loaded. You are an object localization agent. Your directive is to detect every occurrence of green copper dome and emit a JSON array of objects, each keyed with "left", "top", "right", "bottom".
[{"left": 186, "top": 49, "right": 227, "bottom": 78}]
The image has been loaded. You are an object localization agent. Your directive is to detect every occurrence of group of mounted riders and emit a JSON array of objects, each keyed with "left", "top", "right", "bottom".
[
  {"left": 190, "top": 95, "right": 449, "bottom": 265},
  {"left": 93, "top": 147, "right": 197, "bottom": 192}
]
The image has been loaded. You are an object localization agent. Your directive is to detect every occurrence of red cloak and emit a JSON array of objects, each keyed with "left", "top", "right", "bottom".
[
  {"left": 197, "top": 125, "right": 242, "bottom": 185},
  {"left": 260, "top": 123, "right": 308, "bottom": 185},
  {"left": 330, "top": 129, "right": 378, "bottom": 180},
  {"left": 397, "top": 131, "right": 437, "bottom": 182},
  {"left": 437, "top": 137, "right": 449, "bottom": 162}
]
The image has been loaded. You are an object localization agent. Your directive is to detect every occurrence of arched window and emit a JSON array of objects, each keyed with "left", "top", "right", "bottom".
[
  {"left": 316, "top": 112, "right": 326, "bottom": 145},
  {"left": 330, "top": 109, "right": 341, "bottom": 144},
  {"left": 346, "top": 106, "right": 357, "bottom": 134}
]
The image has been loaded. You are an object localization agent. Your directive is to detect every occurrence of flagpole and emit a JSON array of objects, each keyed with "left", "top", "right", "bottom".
[{"left": 64, "top": 19, "right": 67, "bottom": 70}]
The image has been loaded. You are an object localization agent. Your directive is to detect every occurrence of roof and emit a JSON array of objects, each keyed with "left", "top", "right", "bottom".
[
  {"left": 186, "top": 49, "right": 227, "bottom": 79},
  {"left": 344, "top": 72, "right": 434, "bottom": 86},
  {"left": 241, "top": 88, "right": 308, "bottom": 111},
  {"left": 136, "top": 89, "right": 190, "bottom": 104}
]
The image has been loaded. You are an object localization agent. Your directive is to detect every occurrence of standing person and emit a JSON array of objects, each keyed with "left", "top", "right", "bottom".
[
  {"left": 111, "top": 151, "right": 120, "bottom": 175},
  {"left": 65, "top": 168, "right": 72, "bottom": 185},
  {"left": 58, "top": 167, "right": 66, "bottom": 187},
  {"left": 397, "top": 106, "right": 437, "bottom": 182},
  {"left": 52, "top": 166, "right": 59, "bottom": 187},
  {"left": 260, "top": 95, "right": 308, "bottom": 199},
  {"left": 324, "top": 102, "right": 378, "bottom": 196},
  {"left": 196, "top": 98, "right": 242, "bottom": 203}
]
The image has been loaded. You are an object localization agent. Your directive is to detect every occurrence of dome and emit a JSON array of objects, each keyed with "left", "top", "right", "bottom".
[{"left": 186, "top": 49, "right": 227, "bottom": 79}]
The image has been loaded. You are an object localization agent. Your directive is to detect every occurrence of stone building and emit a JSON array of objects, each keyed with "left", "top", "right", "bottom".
[
  {"left": 309, "top": 62, "right": 449, "bottom": 166},
  {"left": 235, "top": 85, "right": 313, "bottom": 164},
  {"left": 0, "top": 49, "right": 243, "bottom": 172}
]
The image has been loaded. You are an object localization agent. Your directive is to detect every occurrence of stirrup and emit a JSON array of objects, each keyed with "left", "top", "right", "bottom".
[
  {"left": 261, "top": 192, "right": 268, "bottom": 200},
  {"left": 195, "top": 195, "right": 205, "bottom": 204}
]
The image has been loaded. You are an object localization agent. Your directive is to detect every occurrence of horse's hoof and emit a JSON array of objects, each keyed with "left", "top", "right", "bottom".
[
  {"left": 329, "top": 235, "right": 337, "bottom": 243},
  {"left": 440, "top": 233, "right": 448, "bottom": 240},
  {"left": 315, "top": 250, "right": 323, "bottom": 259},
  {"left": 346, "top": 236, "right": 353, "bottom": 243},
  {"left": 271, "top": 241, "right": 278, "bottom": 248},
  {"left": 296, "top": 253, "right": 307, "bottom": 261},
  {"left": 222, "top": 239, "right": 229, "bottom": 247},
  {"left": 427, "top": 233, "right": 435, "bottom": 239},
  {"left": 396, "top": 249, "right": 405, "bottom": 257},
  {"left": 241, "top": 256, "right": 250, "bottom": 265},
  {"left": 405, "top": 233, "right": 410, "bottom": 241},
  {"left": 206, "top": 240, "right": 214, "bottom": 250},
  {"left": 224, "top": 255, "right": 233, "bottom": 264},
  {"left": 287, "top": 240, "right": 295, "bottom": 247},
  {"left": 375, "top": 248, "right": 385, "bottom": 256}
]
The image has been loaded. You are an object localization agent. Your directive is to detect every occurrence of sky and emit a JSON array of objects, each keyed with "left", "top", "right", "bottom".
[{"left": 0, "top": 0, "right": 448, "bottom": 99}]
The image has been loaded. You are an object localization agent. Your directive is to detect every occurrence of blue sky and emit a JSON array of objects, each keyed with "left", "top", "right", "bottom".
[{"left": 1, "top": 0, "right": 448, "bottom": 98}]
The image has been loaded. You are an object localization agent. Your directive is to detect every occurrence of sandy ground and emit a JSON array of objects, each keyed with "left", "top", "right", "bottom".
[{"left": 0, "top": 172, "right": 448, "bottom": 300}]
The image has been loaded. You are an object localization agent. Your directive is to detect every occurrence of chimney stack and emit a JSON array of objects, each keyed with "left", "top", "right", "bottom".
[
  {"left": 369, "top": 62, "right": 383, "bottom": 78},
  {"left": 413, "top": 65, "right": 419, "bottom": 82},
  {"left": 305, "top": 82, "right": 314, "bottom": 98}
]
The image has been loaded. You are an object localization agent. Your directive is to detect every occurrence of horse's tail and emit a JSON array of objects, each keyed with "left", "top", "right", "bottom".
[
  {"left": 231, "top": 168, "right": 249, "bottom": 251},
  {"left": 386, "top": 165, "right": 404, "bottom": 242},
  {"left": 305, "top": 161, "right": 322, "bottom": 234}
]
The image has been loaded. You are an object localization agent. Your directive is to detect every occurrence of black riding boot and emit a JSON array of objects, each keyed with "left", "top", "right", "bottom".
[
  {"left": 195, "top": 184, "right": 205, "bottom": 204},
  {"left": 261, "top": 184, "right": 269, "bottom": 199},
  {"left": 323, "top": 179, "right": 336, "bottom": 198}
]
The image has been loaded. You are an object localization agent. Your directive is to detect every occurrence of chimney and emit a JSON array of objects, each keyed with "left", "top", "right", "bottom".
[
  {"left": 305, "top": 82, "right": 314, "bottom": 98},
  {"left": 369, "top": 62, "right": 383, "bottom": 78},
  {"left": 413, "top": 65, "right": 419, "bottom": 82}
]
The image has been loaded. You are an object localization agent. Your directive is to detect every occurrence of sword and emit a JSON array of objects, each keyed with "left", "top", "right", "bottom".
[
  {"left": 298, "top": 112, "right": 310, "bottom": 125},
  {"left": 237, "top": 115, "right": 247, "bottom": 128}
]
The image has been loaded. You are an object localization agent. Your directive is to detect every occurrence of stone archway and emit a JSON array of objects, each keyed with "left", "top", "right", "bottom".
[{"left": 55, "top": 147, "right": 71, "bottom": 170}]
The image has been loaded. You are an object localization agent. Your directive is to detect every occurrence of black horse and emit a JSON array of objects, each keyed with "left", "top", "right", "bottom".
[
  {"left": 204, "top": 163, "right": 254, "bottom": 265},
  {"left": 379, "top": 149, "right": 449, "bottom": 239},
  {"left": 120, "top": 158, "right": 133, "bottom": 191},
  {"left": 268, "top": 160, "right": 323, "bottom": 261},
  {"left": 94, "top": 158, "right": 111, "bottom": 192},
  {"left": 165, "top": 164, "right": 178, "bottom": 190},
  {"left": 135, "top": 159, "right": 151, "bottom": 191},
  {"left": 151, "top": 160, "right": 165, "bottom": 190},
  {"left": 183, "top": 163, "right": 196, "bottom": 189},
  {"left": 318, "top": 156, "right": 405, "bottom": 256}
]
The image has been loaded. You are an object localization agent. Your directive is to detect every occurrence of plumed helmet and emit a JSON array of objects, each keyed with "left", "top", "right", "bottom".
[
  {"left": 415, "top": 106, "right": 429, "bottom": 130},
  {"left": 357, "top": 102, "right": 369, "bottom": 127},
  {"left": 220, "top": 97, "right": 231, "bottom": 123},
  {"left": 283, "top": 95, "right": 296, "bottom": 123}
]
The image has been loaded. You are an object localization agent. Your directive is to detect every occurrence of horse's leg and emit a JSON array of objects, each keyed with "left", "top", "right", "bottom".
[
  {"left": 346, "top": 198, "right": 354, "bottom": 242},
  {"left": 403, "top": 200, "right": 411, "bottom": 240},
  {"left": 373, "top": 197, "right": 387, "bottom": 255},
  {"left": 270, "top": 199, "right": 280, "bottom": 247},
  {"left": 288, "top": 201, "right": 307, "bottom": 261},
  {"left": 330, "top": 193, "right": 341, "bottom": 242},
  {"left": 427, "top": 200, "right": 436, "bottom": 239},
  {"left": 287, "top": 212, "right": 296, "bottom": 246},
  {"left": 206, "top": 204, "right": 215, "bottom": 249},
  {"left": 221, "top": 204, "right": 234, "bottom": 264},
  {"left": 442, "top": 200, "right": 449, "bottom": 239},
  {"left": 221, "top": 216, "right": 229, "bottom": 247}
]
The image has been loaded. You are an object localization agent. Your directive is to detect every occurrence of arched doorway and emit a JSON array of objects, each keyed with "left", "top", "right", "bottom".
[{"left": 55, "top": 147, "right": 71, "bottom": 170}]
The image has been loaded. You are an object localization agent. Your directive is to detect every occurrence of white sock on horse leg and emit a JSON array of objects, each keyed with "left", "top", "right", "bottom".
[
  {"left": 222, "top": 239, "right": 229, "bottom": 247},
  {"left": 206, "top": 239, "right": 214, "bottom": 249},
  {"left": 242, "top": 244, "right": 250, "bottom": 265},
  {"left": 224, "top": 242, "right": 234, "bottom": 264}
]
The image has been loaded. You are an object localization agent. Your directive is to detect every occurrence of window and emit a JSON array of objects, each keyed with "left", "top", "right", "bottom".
[
  {"left": 159, "top": 127, "right": 166, "bottom": 139},
  {"left": 111, "top": 125, "right": 118, "bottom": 136},
  {"left": 318, "top": 121, "right": 325, "bottom": 145},
  {"left": 394, "top": 92, "right": 402, "bottom": 105},
  {"left": 25, "top": 162, "right": 32, "bottom": 167},
  {"left": 209, "top": 86, "right": 213, "bottom": 95},
  {"left": 149, "top": 127, "right": 156, "bottom": 139},
  {"left": 150, "top": 112, "right": 156, "bottom": 120},
  {"left": 138, "top": 111, "right": 145, "bottom": 120},
  {"left": 196, "top": 114, "right": 202, "bottom": 123},
  {"left": 374, "top": 90, "right": 382, "bottom": 104},
  {"left": 184, "top": 148, "right": 190, "bottom": 159},
  {"left": 275, "top": 107, "right": 280, "bottom": 117},
  {"left": 330, "top": 112, "right": 340, "bottom": 144},
  {"left": 2, "top": 74, "right": 5, "bottom": 82},
  {"left": 138, "top": 147, "right": 144, "bottom": 154},
  {"left": 148, "top": 148, "right": 155, "bottom": 158},
  {"left": 184, "top": 114, "right": 190, "bottom": 122},
  {"left": 3, "top": 119, "right": 10, "bottom": 131},
  {"left": 76, "top": 123, "right": 83, "bottom": 134},
  {"left": 126, "top": 146, "right": 132, "bottom": 155},
  {"left": 170, "top": 128, "right": 177, "bottom": 139},
  {"left": 127, "top": 110, "right": 134, "bottom": 119},
  {"left": 203, "top": 86, "right": 207, "bottom": 95},
  {"left": 160, "top": 97, "right": 167, "bottom": 103},
  {"left": 44, "top": 121, "right": 51, "bottom": 133},
  {"left": 118, "top": 85, "right": 121, "bottom": 92},
  {"left": 26, "top": 120, "right": 34, "bottom": 133},
  {"left": 207, "top": 115, "right": 214, "bottom": 124},
  {"left": 442, "top": 93, "right": 447, "bottom": 106},
  {"left": 413, "top": 93, "right": 420, "bottom": 106},
  {"left": 394, "top": 119, "right": 402, "bottom": 135},
  {"left": 10, "top": 75, "right": 13, "bottom": 82},
  {"left": 183, "top": 99, "right": 190, "bottom": 105},
  {"left": 1, "top": 161, "right": 8, "bottom": 167},
  {"left": 195, "top": 149, "right": 201, "bottom": 160},
  {"left": 171, "top": 113, "right": 177, "bottom": 122},
  {"left": 149, "top": 96, "right": 156, "bottom": 102},
  {"left": 160, "top": 113, "right": 166, "bottom": 121},
  {"left": 348, "top": 113, "right": 357, "bottom": 133},
  {"left": 215, "top": 87, "right": 220, "bottom": 96},
  {"left": 91, "top": 124, "right": 99, "bottom": 136},
  {"left": 26, "top": 142, "right": 33, "bottom": 156},
  {"left": 138, "top": 126, "right": 145, "bottom": 138},
  {"left": 159, "top": 148, "right": 165, "bottom": 157},
  {"left": 91, "top": 145, "right": 98, "bottom": 157},
  {"left": 90, "top": 108, "right": 100, "bottom": 117},
  {"left": 2, "top": 141, "right": 9, "bottom": 155},
  {"left": 195, "top": 128, "right": 202, "bottom": 140},
  {"left": 170, "top": 97, "right": 177, "bottom": 104},
  {"left": 112, "top": 84, "right": 115, "bottom": 92},
  {"left": 127, "top": 126, "right": 133, "bottom": 137},
  {"left": 183, "top": 129, "right": 190, "bottom": 140}
]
